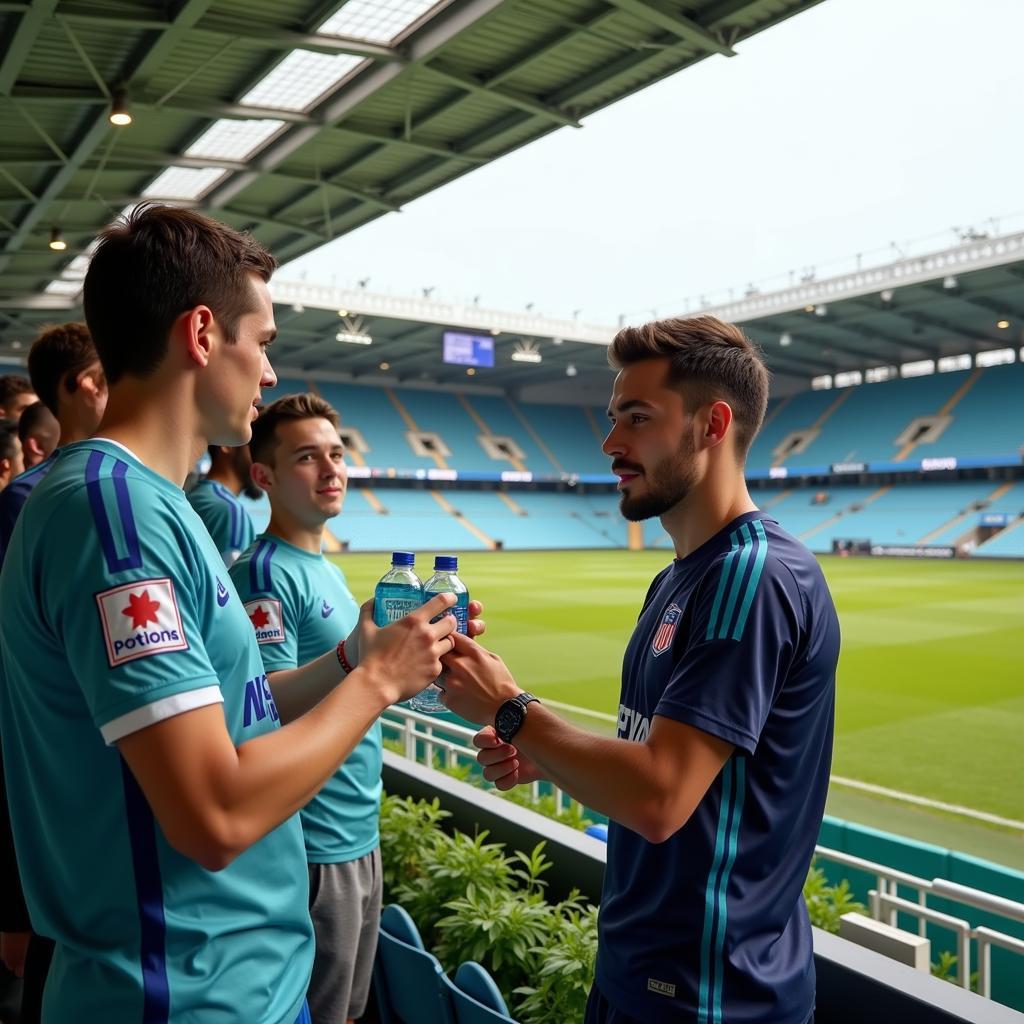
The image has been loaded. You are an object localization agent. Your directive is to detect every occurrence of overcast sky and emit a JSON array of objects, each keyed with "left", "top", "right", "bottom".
[{"left": 283, "top": 0, "right": 1024, "bottom": 326}]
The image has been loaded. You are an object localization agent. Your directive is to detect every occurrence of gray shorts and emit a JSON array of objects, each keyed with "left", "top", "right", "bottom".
[{"left": 307, "top": 847, "right": 382, "bottom": 1023}]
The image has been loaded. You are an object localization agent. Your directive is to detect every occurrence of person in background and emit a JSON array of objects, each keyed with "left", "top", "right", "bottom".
[
  {"left": 231, "top": 394, "right": 380, "bottom": 1024},
  {"left": 188, "top": 443, "right": 261, "bottom": 565},
  {"left": 0, "top": 422, "right": 23, "bottom": 492},
  {"left": 16, "top": 402, "right": 59, "bottom": 470},
  {"left": 442, "top": 315, "right": 839, "bottom": 1024},
  {"left": 0, "top": 376, "right": 35, "bottom": 421},
  {"left": 0, "top": 321, "right": 108, "bottom": 564},
  {"left": 0, "top": 321, "right": 109, "bottom": 1022}
]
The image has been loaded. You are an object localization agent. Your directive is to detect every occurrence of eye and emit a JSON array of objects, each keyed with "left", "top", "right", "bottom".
[{"left": 631, "top": 414, "right": 648, "bottom": 425}]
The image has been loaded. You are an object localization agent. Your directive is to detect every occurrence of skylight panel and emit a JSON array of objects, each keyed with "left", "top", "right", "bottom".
[
  {"left": 142, "top": 166, "right": 229, "bottom": 200},
  {"left": 44, "top": 279, "right": 84, "bottom": 296},
  {"left": 240, "top": 50, "right": 364, "bottom": 112},
  {"left": 185, "top": 119, "right": 286, "bottom": 162},
  {"left": 319, "top": 0, "right": 444, "bottom": 44}
]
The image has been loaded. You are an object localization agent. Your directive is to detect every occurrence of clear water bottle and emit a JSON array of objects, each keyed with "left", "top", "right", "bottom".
[
  {"left": 373, "top": 552, "right": 422, "bottom": 627},
  {"left": 410, "top": 555, "right": 469, "bottom": 714}
]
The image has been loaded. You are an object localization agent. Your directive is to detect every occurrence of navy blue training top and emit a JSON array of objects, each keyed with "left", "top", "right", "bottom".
[
  {"left": 595, "top": 512, "right": 839, "bottom": 1024},
  {"left": 0, "top": 453, "right": 56, "bottom": 567}
]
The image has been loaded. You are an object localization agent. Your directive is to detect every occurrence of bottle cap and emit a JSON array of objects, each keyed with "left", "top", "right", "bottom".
[
  {"left": 433, "top": 555, "right": 458, "bottom": 572},
  {"left": 391, "top": 551, "right": 415, "bottom": 566}
]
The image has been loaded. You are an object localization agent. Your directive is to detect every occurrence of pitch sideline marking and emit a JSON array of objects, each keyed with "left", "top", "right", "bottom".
[
  {"left": 829, "top": 776, "right": 1024, "bottom": 832},
  {"left": 545, "top": 700, "right": 1023, "bottom": 831}
]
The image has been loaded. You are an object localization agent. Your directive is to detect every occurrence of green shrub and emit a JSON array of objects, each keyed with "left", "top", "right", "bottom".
[{"left": 802, "top": 859, "right": 866, "bottom": 932}]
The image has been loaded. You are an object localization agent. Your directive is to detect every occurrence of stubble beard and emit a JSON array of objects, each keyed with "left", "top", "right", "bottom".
[{"left": 619, "top": 435, "right": 697, "bottom": 522}]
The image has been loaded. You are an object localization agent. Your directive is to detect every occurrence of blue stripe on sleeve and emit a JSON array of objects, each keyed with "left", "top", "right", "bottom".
[
  {"left": 716, "top": 524, "right": 754, "bottom": 639},
  {"left": 731, "top": 520, "right": 769, "bottom": 641},
  {"left": 705, "top": 532, "right": 740, "bottom": 641},
  {"left": 119, "top": 760, "right": 170, "bottom": 1023},
  {"left": 249, "top": 539, "right": 267, "bottom": 593},
  {"left": 85, "top": 450, "right": 144, "bottom": 574},
  {"left": 259, "top": 540, "right": 277, "bottom": 591}
]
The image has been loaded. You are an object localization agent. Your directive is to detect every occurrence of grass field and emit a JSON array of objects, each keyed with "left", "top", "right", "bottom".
[{"left": 333, "top": 550, "right": 1024, "bottom": 868}]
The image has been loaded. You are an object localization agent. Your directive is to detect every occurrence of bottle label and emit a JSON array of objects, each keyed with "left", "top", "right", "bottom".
[
  {"left": 381, "top": 598, "right": 420, "bottom": 623},
  {"left": 432, "top": 603, "right": 468, "bottom": 633}
]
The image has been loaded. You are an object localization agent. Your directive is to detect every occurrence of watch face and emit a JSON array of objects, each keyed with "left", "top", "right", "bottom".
[{"left": 496, "top": 704, "right": 521, "bottom": 739}]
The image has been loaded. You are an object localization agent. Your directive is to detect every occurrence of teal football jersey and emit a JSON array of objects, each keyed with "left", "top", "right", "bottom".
[
  {"left": 186, "top": 477, "right": 256, "bottom": 564},
  {"left": 0, "top": 441, "right": 313, "bottom": 1024},
  {"left": 230, "top": 535, "right": 381, "bottom": 864}
]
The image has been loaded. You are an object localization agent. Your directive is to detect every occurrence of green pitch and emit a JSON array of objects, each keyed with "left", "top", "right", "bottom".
[{"left": 334, "top": 550, "right": 1024, "bottom": 866}]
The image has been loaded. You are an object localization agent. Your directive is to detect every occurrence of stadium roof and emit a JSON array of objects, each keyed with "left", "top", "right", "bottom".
[
  {"left": 3, "top": 228, "right": 1024, "bottom": 403},
  {"left": 0, "top": 0, "right": 823, "bottom": 308}
]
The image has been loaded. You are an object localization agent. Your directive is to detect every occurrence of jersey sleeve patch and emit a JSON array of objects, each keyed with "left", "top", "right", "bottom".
[
  {"left": 243, "top": 598, "right": 287, "bottom": 645},
  {"left": 95, "top": 578, "right": 189, "bottom": 667}
]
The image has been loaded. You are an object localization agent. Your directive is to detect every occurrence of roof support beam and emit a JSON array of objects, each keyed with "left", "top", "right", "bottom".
[
  {"left": 0, "top": 0, "right": 60, "bottom": 94},
  {"left": 0, "top": 0, "right": 216, "bottom": 275},
  {"left": 426, "top": 62, "right": 582, "bottom": 127},
  {"left": 193, "top": 18, "right": 400, "bottom": 62},
  {"left": 603, "top": 0, "right": 735, "bottom": 55}
]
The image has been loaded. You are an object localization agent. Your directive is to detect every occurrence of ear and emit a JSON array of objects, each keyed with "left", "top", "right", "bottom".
[
  {"left": 249, "top": 460, "right": 273, "bottom": 494},
  {"left": 703, "top": 400, "right": 733, "bottom": 450},
  {"left": 181, "top": 305, "right": 216, "bottom": 368},
  {"left": 24, "top": 437, "right": 43, "bottom": 460}
]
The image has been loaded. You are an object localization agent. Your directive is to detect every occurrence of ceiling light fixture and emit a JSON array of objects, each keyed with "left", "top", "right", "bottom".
[
  {"left": 336, "top": 313, "right": 372, "bottom": 345},
  {"left": 942, "top": 276, "right": 958, "bottom": 291},
  {"left": 466, "top": 367, "right": 476, "bottom": 376},
  {"left": 379, "top": 361, "right": 390, "bottom": 370},
  {"left": 108, "top": 88, "right": 132, "bottom": 126},
  {"left": 566, "top": 363, "right": 577, "bottom": 377},
  {"left": 510, "top": 340, "right": 542, "bottom": 364},
  {"left": 779, "top": 332, "right": 792, "bottom": 347},
  {"left": 996, "top": 319, "right": 1010, "bottom": 329},
  {"left": 814, "top": 304, "right": 828, "bottom": 317},
  {"left": 48, "top": 227, "right": 67, "bottom": 252}
]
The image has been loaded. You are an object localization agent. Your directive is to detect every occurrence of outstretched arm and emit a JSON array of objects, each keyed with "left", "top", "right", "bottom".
[{"left": 441, "top": 635, "right": 731, "bottom": 844}]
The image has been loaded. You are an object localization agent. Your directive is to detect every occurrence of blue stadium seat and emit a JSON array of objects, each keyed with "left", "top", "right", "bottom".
[
  {"left": 375, "top": 905, "right": 455, "bottom": 1024},
  {"left": 451, "top": 962, "right": 518, "bottom": 1023}
]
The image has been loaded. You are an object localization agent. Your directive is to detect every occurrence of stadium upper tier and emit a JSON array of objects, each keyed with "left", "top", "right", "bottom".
[
  {"left": 747, "top": 362, "right": 1024, "bottom": 473},
  {"left": 273, "top": 362, "right": 1023, "bottom": 482}
]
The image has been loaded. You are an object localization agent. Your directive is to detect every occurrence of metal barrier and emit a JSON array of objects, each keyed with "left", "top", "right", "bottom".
[{"left": 381, "top": 705, "right": 1024, "bottom": 1002}]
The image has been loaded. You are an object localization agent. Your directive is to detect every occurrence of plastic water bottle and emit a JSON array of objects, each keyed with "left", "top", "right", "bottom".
[
  {"left": 373, "top": 552, "right": 422, "bottom": 627},
  {"left": 410, "top": 555, "right": 469, "bottom": 714}
]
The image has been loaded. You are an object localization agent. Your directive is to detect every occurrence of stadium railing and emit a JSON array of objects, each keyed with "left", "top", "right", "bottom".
[
  {"left": 381, "top": 706, "right": 1024, "bottom": 1008},
  {"left": 382, "top": 750, "right": 1017, "bottom": 1024}
]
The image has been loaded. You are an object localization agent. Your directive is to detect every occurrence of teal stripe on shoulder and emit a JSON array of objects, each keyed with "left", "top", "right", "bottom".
[
  {"left": 716, "top": 523, "right": 754, "bottom": 639},
  {"left": 731, "top": 519, "right": 770, "bottom": 641},
  {"left": 705, "top": 531, "right": 740, "bottom": 642},
  {"left": 697, "top": 759, "right": 735, "bottom": 1024},
  {"left": 711, "top": 758, "right": 746, "bottom": 1024}
]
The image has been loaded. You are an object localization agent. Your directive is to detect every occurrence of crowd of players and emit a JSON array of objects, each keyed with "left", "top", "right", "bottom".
[{"left": 0, "top": 204, "right": 838, "bottom": 1024}]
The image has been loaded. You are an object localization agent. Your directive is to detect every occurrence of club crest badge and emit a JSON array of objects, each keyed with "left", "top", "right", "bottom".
[{"left": 651, "top": 603, "right": 681, "bottom": 657}]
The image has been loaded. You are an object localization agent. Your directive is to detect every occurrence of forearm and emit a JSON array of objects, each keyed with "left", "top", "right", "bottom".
[
  {"left": 266, "top": 648, "right": 345, "bottom": 723},
  {"left": 512, "top": 706, "right": 675, "bottom": 841}
]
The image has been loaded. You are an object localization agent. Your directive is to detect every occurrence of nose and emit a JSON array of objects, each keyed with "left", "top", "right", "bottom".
[
  {"left": 602, "top": 422, "right": 625, "bottom": 458},
  {"left": 261, "top": 352, "right": 278, "bottom": 390}
]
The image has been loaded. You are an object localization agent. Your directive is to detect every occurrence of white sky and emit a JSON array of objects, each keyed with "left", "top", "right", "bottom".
[{"left": 283, "top": 0, "right": 1024, "bottom": 325}]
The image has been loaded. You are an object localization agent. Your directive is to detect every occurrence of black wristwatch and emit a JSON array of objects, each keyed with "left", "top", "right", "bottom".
[{"left": 495, "top": 692, "right": 539, "bottom": 743}]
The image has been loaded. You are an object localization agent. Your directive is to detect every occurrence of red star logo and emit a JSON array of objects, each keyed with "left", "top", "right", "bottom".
[
  {"left": 249, "top": 606, "right": 270, "bottom": 629},
  {"left": 122, "top": 590, "right": 161, "bottom": 630}
]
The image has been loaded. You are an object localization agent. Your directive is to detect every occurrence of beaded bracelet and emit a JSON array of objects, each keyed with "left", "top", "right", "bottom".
[{"left": 336, "top": 638, "right": 356, "bottom": 674}]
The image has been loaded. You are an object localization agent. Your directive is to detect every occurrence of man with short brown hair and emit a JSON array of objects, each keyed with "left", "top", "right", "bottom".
[
  {"left": 0, "top": 376, "right": 35, "bottom": 421},
  {"left": 0, "top": 204, "right": 467, "bottom": 1023},
  {"left": 16, "top": 403, "right": 59, "bottom": 470},
  {"left": 443, "top": 315, "right": 838, "bottom": 1024}
]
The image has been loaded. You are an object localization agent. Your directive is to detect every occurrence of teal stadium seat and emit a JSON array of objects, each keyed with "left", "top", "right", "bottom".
[
  {"left": 375, "top": 905, "right": 455, "bottom": 1024},
  {"left": 451, "top": 961, "right": 519, "bottom": 1024}
]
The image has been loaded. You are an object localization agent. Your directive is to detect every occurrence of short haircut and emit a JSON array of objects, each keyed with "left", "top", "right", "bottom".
[
  {"left": 608, "top": 314, "right": 770, "bottom": 460},
  {"left": 17, "top": 400, "right": 59, "bottom": 447},
  {"left": 27, "top": 322, "right": 99, "bottom": 416},
  {"left": 0, "top": 419, "right": 19, "bottom": 464},
  {"left": 83, "top": 203, "right": 277, "bottom": 386},
  {"left": 0, "top": 375, "right": 33, "bottom": 408},
  {"left": 250, "top": 393, "right": 340, "bottom": 466}
]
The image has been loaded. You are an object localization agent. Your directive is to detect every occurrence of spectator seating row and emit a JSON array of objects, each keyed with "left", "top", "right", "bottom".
[{"left": 374, "top": 904, "right": 519, "bottom": 1024}]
